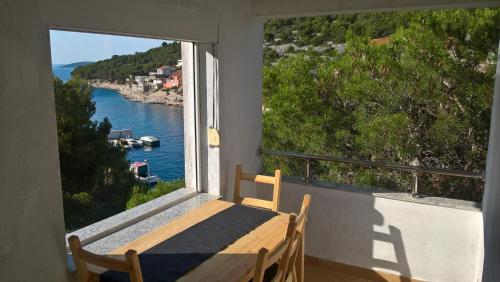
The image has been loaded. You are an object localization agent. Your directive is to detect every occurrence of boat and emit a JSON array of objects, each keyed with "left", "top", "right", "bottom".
[
  {"left": 129, "top": 160, "right": 159, "bottom": 186},
  {"left": 118, "top": 138, "right": 132, "bottom": 149},
  {"left": 125, "top": 138, "right": 143, "bottom": 148},
  {"left": 140, "top": 136, "right": 160, "bottom": 147}
]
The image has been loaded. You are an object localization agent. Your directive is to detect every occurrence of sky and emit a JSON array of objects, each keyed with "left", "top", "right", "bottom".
[{"left": 50, "top": 30, "right": 170, "bottom": 65}]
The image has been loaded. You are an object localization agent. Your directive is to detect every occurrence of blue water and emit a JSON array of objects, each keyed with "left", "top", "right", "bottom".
[
  {"left": 53, "top": 66, "right": 74, "bottom": 82},
  {"left": 52, "top": 66, "right": 185, "bottom": 181}
]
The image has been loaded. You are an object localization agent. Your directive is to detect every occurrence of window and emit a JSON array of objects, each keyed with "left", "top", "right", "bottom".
[{"left": 50, "top": 30, "right": 187, "bottom": 231}]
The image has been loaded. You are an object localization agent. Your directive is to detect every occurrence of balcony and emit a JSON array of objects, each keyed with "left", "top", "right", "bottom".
[
  {"left": 2, "top": 0, "right": 500, "bottom": 281},
  {"left": 63, "top": 160, "right": 482, "bottom": 281}
]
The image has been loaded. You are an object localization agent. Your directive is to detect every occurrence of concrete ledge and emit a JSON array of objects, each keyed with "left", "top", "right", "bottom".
[
  {"left": 66, "top": 188, "right": 199, "bottom": 247},
  {"left": 283, "top": 176, "right": 482, "bottom": 211},
  {"left": 274, "top": 180, "right": 482, "bottom": 281},
  {"left": 82, "top": 193, "right": 219, "bottom": 254}
]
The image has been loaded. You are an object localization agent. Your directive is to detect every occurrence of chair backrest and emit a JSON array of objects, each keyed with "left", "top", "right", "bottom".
[
  {"left": 68, "top": 235, "right": 143, "bottom": 282},
  {"left": 233, "top": 164, "right": 282, "bottom": 212},
  {"left": 286, "top": 194, "right": 312, "bottom": 282},
  {"left": 252, "top": 214, "right": 297, "bottom": 282}
]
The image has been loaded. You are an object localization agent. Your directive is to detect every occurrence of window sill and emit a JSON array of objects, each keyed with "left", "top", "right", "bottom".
[{"left": 65, "top": 188, "right": 219, "bottom": 254}]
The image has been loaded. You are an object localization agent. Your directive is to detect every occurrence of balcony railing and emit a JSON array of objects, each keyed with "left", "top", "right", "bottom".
[{"left": 259, "top": 148, "right": 484, "bottom": 198}]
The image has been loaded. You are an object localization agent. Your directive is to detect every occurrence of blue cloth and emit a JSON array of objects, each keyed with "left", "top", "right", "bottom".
[{"left": 101, "top": 204, "right": 277, "bottom": 282}]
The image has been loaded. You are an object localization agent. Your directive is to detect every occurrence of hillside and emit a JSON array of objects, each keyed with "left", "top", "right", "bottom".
[
  {"left": 263, "top": 11, "right": 415, "bottom": 65},
  {"left": 264, "top": 12, "right": 411, "bottom": 46},
  {"left": 62, "top": 61, "right": 94, "bottom": 68},
  {"left": 72, "top": 41, "right": 181, "bottom": 83}
]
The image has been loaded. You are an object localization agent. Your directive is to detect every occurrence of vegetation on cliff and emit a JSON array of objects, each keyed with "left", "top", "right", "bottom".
[
  {"left": 126, "top": 179, "right": 185, "bottom": 209},
  {"left": 62, "top": 61, "right": 94, "bottom": 68},
  {"left": 72, "top": 41, "right": 181, "bottom": 83}
]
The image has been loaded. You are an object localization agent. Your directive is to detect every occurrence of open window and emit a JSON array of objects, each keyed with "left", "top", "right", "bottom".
[{"left": 50, "top": 30, "right": 189, "bottom": 232}]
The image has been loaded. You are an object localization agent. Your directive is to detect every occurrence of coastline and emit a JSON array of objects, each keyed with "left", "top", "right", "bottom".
[{"left": 90, "top": 81, "right": 183, "bottom": 107}]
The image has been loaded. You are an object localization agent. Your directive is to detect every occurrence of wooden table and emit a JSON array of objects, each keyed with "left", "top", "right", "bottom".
[{"left": 104, "top": 199, "right": 292, "bottom": 281}]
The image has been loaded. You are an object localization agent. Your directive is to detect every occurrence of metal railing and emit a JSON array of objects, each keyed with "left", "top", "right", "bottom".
[{"left": 259, "top": 148, "right": 485, "bottom": 198}]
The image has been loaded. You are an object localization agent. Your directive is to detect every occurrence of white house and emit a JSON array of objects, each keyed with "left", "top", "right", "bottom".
[
  {"left": 134, "top": 75, "right": 148, "bottom": 85},
  {"left": 157, "top": 65, "right": 175, "bottom": 75}
]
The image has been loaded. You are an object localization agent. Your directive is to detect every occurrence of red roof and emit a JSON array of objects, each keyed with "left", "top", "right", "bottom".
[{"left": 370, "top": 37, "right": 392, "bottom": 46}]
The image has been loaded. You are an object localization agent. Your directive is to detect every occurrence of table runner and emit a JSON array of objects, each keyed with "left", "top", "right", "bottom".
[{"left": 101, "top": 204, "right": 277, "bottom": 282}]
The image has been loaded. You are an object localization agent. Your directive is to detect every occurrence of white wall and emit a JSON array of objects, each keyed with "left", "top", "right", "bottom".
[
  {"left": 272, "top": 182, "right": 483, "bottom": 282},
  {"left": 481, "top": 41, "right": 500, "bottom": 282},
  {"left": 202, "top": 2, "right": 265, "bottom": 199},
  {"left": 45, "top": 0, "right": 218, "bottom": 42},
  {"left": 0, "top": 0, "right": 68, "bottom": 281}
]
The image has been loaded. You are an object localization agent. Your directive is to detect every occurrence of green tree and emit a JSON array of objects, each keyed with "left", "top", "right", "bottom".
[
  {"left": 126, "top": 179, "right": 185, "bottom": 209},
  {"left": 262, "top": 8, "right": 499, "bottom": 201},
  {"left": 54, "top": 78, "right": 135, "bottom": 230}
]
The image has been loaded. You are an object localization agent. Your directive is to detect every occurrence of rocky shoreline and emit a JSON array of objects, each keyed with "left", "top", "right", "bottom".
[{"left": 90, "top": 81, "right": 183, "bottom": 106}]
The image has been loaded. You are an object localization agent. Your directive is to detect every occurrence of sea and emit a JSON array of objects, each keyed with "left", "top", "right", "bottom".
[{"left": 52, "top": 65, "right": 185, "bottom": 181}]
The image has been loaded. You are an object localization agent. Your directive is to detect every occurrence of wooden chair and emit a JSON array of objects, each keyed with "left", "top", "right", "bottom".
[
  {"left": 233, "top": 165, "right": 282, "bottom": 212},
  {"left": 252, "top": 214, "right": 297, "bottom": 282},
  {"left": 68, "top": 235, "right": 143, "bottom": 282},
  {"left": 287, "top": 194, "right": 311, "bottom": 282}
]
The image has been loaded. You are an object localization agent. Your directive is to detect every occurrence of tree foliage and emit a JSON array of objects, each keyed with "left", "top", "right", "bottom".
[
  {"left": 126, "top": 179, "right": 185, "bottom": 209},
  {"left": 72, "top": 42, "right": 181, "bottom": 83},
  {"left": 262, "top": 8, "right": 499, "bottom": 201},
  {"left": 54, "top": 78, "right": 135, "bottom": 230},
  {"left": 264, "top": 12, "right": 412, "bottom": 46}
]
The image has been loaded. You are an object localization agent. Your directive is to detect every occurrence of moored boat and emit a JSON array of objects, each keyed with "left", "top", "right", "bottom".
[
  {"left": 125, "top": 138, "right": 143, "bottom": 148},
  {"left": 140, "top": 136, "right": 160, "bottom": 147},
  {"left": 129, "top": 160, "right": 159, "bottom": 186}
]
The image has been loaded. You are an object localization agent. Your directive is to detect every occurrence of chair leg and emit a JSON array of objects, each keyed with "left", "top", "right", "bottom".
[
  {"left": 295, "top": 238, "right": 304, "bottom": 282},
  {"left": 292, "top": 266, "right": 298, "bottom": 282}
]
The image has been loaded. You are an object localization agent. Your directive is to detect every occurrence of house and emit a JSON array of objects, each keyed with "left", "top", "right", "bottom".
[
  {"left": 133, "top": 83, "right": 149, "bottom": 92},
  {"left": 134, "top": 75, "right": 148, "bottom": 85},
  {"left": 157, "top": 65, "right": 175, "bottom": 76},
  {"left": 3, "top": 1, "right": 500, "bottom": 282},
  {"left": 163, "top": 69, "right": 182, "bottom": 89},
  {"left": 153, "top": 78, "right": 167, "bottom": 90}
]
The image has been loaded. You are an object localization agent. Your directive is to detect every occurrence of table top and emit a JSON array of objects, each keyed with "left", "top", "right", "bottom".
[{"left": 105, "top": 199, "right": 290, "bottom": 281}]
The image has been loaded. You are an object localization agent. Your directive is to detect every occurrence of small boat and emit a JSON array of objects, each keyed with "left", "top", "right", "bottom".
[
  {"left": 140, "top": 136, "right": 160, "bottom": 147},
  {"left": 125, "top": 138, "right": 143, "bottom": 148},
  {"left": 130, "top": 160, "right": 159, "bottom": 186},
  {"left": 118, "top": 138, "right": 132, "bottom": 149},
  {"left": 108, "top": 140, "right": 119, "bottom": 147}
]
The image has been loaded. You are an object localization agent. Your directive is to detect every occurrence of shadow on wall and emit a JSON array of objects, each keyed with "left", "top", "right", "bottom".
[{"left": 254, "top": 179, "right": 412, "bottom": 280}]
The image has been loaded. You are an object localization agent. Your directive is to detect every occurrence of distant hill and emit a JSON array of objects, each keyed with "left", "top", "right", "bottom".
[
  {"left": 62, "top": 61, "right": 94, "bottom": 68},
  {"left": 72, "top": 42, "right": 181, "bottom": 83},
  {"left": 262, "top": 12, "right": 412, "bottom": 65}
]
